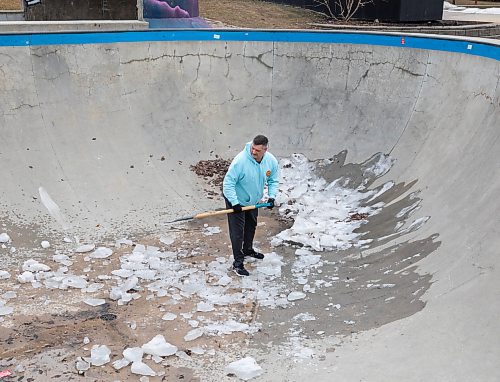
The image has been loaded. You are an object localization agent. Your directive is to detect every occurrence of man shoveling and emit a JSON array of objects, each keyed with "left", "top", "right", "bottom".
[{"left": 222, "top": 135, "right": 279, "bottom": 276}]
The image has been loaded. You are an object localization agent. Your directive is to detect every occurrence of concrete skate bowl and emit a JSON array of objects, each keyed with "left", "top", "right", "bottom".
[{"left": 0, "top": 31, "right": 499, "bottom": 380}]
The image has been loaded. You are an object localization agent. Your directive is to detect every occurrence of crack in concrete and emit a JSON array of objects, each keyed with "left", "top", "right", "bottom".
[
  {"left": 11, "top": 103, "right": 37, "bottom": 111},
  {"left": 389, "top": 52, "right": 431, "bottom": 156},
  {"left": 120, "top": 52, "right": 231, "bottom": 65},
  {"left": 472, "top": 91, "right": 495, "bottom": 105}
]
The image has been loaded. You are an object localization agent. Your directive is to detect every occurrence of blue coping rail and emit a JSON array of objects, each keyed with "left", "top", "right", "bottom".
[{"left": 0, "top": 29, "right": 499, "bottom": 61}]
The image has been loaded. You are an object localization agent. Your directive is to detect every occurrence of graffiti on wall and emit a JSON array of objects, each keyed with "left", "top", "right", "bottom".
[{"left": 144, "top": 0, "right": 199, "bottom": 18}]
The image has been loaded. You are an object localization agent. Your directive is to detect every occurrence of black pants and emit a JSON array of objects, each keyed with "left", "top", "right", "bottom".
[{"left": 224, "top": 196, "right": 258, "bottom": 266}]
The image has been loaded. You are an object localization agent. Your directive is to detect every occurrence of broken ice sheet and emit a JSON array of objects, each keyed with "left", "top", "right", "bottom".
[
  {"left": 131, "top": 361, "right": 156, "bottom": 377},
  {"left": 162, "top": 312, "right": 177, "bottom": 321},
  {"left": 142, "top": 335, "right": 177, "bottom": 357},
  {"left": 22, "top": 259, "right": 50, "bottom": 272},
  {"left": 202, "top": 226, "right": 221, "bottom": 236},
  {"left": 17, "top": 271, "right": 35, "bottom": 283},
  {"left": 190, "top": 346, "right": 205, "bottom": 355},
  {"left": 88, "top": 344, "right": 111, "bottom": 366},
  {"left": 112, "top": 358, "right": 130, "bottom": 370},
  {"left": 90, "top": 247, "right": 113, "bottom": 259},
  {"left": 75, "top": 244, "right": 95, "bottom": 253},
  {"left": 53, "top": 254, "right": 73, "bottom": 266},
  {"left": 1, "top": 291, "right": 16, "bottom": 299},
  {"left": 225, "top": 357, "right": 263, "bottom": 381},
  {"left": 293, "top": 312, "right": 316, "bottom": 321},
  {"left": 83, "top": 298, "right": 106, "bottom": 307},
  {"left": 123, "top": 347, "right": 144, "bottom": 363},
  {"left": 197, "top": 301, "right": 214, "bottom": 312},
  {"left": 75, "top": 357, "right": 90, "bottom": 373},
  {"left": 159, "top": 234, "right": 176, "bottom": 245},
  {"left": 0, "top": 304, "right": 14, "bottom": 316},
  {"left": 184, "top": 328, "right": 204, "bottom": 341},
  {"left": 287, "top": 291, "right": 306, "bottom": 301}
]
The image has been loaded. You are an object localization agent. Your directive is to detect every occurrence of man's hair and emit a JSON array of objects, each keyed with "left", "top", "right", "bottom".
[{"left": 253, "top": 135, "right": 268, "bottom": 147}]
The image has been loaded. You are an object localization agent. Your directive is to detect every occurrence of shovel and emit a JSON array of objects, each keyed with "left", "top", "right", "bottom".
[{"left": 166, "top": 202, "right": 272, "bottom": 224}]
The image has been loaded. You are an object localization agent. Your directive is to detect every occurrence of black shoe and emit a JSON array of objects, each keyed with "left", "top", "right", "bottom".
[
  {"left": 243, "top": 249, "right": 264, "bottom": 260},
  {"left": 232, "top": 264, "right": 250, "bottom": 277}
]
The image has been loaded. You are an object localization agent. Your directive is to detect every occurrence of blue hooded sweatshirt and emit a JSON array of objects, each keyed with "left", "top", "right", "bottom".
[{"left": 223, "top": 142, "right": 279, "bottom": 207}]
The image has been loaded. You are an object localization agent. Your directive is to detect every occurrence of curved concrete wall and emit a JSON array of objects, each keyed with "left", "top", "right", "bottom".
[{"left": 0, "top": 31, "right": 499, "bottom": 380}]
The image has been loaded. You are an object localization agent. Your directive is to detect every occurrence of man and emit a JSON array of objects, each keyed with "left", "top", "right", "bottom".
[{"left": 223, "top": 135, "right": 279, "bottom": 276}]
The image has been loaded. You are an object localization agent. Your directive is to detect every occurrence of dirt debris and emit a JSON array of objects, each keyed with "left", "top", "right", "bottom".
[{"left": 190, "top": 158, "right": 231, "bottom": 188}]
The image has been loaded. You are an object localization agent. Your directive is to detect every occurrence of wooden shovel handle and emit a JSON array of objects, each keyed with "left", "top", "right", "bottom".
[{"left": 193, "top": 203, "right": 270, "bottom": 219}]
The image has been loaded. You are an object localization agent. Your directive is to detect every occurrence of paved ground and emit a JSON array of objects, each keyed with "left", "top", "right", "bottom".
[
  {"left": 443, "top": 9, "right": 500, "bottom": 22},
  {"left": 0, "top": 22, "right": 499, "bottom": 382}
]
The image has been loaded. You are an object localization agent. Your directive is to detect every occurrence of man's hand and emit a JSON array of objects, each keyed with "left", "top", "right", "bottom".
[
  {"left": 267, "top": 198, "right": 275, "bottom": 209},
  {"left": 232, "top": 204, "right": 243, "bottom": 213}
]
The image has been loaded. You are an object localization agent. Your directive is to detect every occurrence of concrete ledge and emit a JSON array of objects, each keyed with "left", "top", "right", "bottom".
[
  {"left": 310, "top": 21, "right": 500, "bottom": 39},
  {"left": 0, "top": 11, "right": 24, "bottom": 22},
  {"left": 0, "top": 20, "right": 149, "bottom": 33}
]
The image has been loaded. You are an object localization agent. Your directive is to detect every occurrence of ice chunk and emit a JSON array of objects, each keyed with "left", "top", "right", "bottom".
[
  {"left": 41, "top": 241, "right": 50, "bottom": 249},
  {"left": 83, "top": 337, "right": 90, "bottom": 344},
  {"left": 89, "top": 344, "right": 111, "bottom": 366},
  {"left": 197, "top": 301, "right": 214, "bottom": 312},
  {"left": 53, "top": 254, "right": 73, "bottom": 266},
  {"left": 287, "top": 291, "right": 306, "bottom": 301},
  {"left": 22, "top": 259, "right": 50, "bottom": 272},
  {"left": 0, "top": 270, "right": 11, "bottom": 280},
  {"left": 217, "top": 275, "right": 232, "bottom": 286},
  {"left": 184, "top": 328, "right": 204, "bottom": 342},
  {"left": 0, "top": 233, "right": 11, "bottom": 243},
  {"left": 83, "top": 298, "right": 106, "bottom": 307},
  {"left": 293, "top": 312, "right": 316, "bottom": 321},
  {"left": 131, "top": 361, "right": 156, "bottom": 376},
  {"left": 62, "top": 275, "right": 88, "bottom": 289},
  {"left": 112, "top": 358, "right": 130, "bottom": 370},
  {"left": 75, "top": 244, "right": 95, "bottom": 253},
  {"left": 294, "top": 347, "right": 314, "bottom": 359},
  {"left": 75, "top": 357, "right": 90, "bottom": 373},
  {"left": 176, "top": 350, "right": 191, "bottom": 360},
  {"left": 225, "top": 357, "right": 263, "bottom": 381},
  {"left": 142, "top": 335, "right": 177, "bottom": 357},
  {"left": 202, "top": 226, "right": 221, "bottom": 236},
  {"left": 83, "top": 283, "right": 104, "bottom": 293},
  {"left": 17, "top": 271, "right": 35, "bottom": 283},
  {"left": 123, "top": 347, "right": 144, "bottom": 363},
  {"left": 0, "top": 305, "right": 14, "bottom": 316},
  {"left": 112, "top": 269, "right": 134, "bottom": 278},
  {"left": 159, "top": 234, "right": 175, "bottom": 245},
  {"left": 2, "top": 291, "right": 16, "bottom": 299},
  {"left": 190, "top": 346, "right": 205, "bottom": 355},
  {"left": 90, "top": 247, "right": 113, "bottom": 259},
  {"left": 256, "top": 252, "right": 283, "bottom": 277},
  {"left": 161, "top": 313, "right": 177, "bottom": 321},
  {"left": 204, "top": 320, "right": 253, "bottom": 336},
  {"left": 115, "top": 238, "right": 133, "bottom": 247}
]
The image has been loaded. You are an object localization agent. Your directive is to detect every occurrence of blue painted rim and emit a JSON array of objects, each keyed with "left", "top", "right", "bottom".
[{"left": 0, "top": 29, "right": 498, "bottom": 61}]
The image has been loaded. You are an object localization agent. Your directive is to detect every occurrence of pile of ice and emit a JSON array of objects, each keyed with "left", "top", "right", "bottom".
[
  {"left": 444, "top": 1, "right": 500, "bottom": 14},
  {"left": 272, "top": 153, "right": 392, "bottom": 251},
  {"left": 77, "top": 335, "right": 181, "bottom": 377}
]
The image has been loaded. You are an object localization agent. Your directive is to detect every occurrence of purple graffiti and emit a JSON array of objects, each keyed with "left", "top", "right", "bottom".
[{"left": 144, "top": 0, "right": 199, "bottom": 19}]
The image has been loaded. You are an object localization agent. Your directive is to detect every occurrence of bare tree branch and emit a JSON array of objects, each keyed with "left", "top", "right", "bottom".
[{"left": 314, "top": 0, "right": 373, "bottom": 21}]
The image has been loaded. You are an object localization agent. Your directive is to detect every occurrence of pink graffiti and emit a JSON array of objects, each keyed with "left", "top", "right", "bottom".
[{"left": 144, "top": 0, "right": 190, "bottom": 18}]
